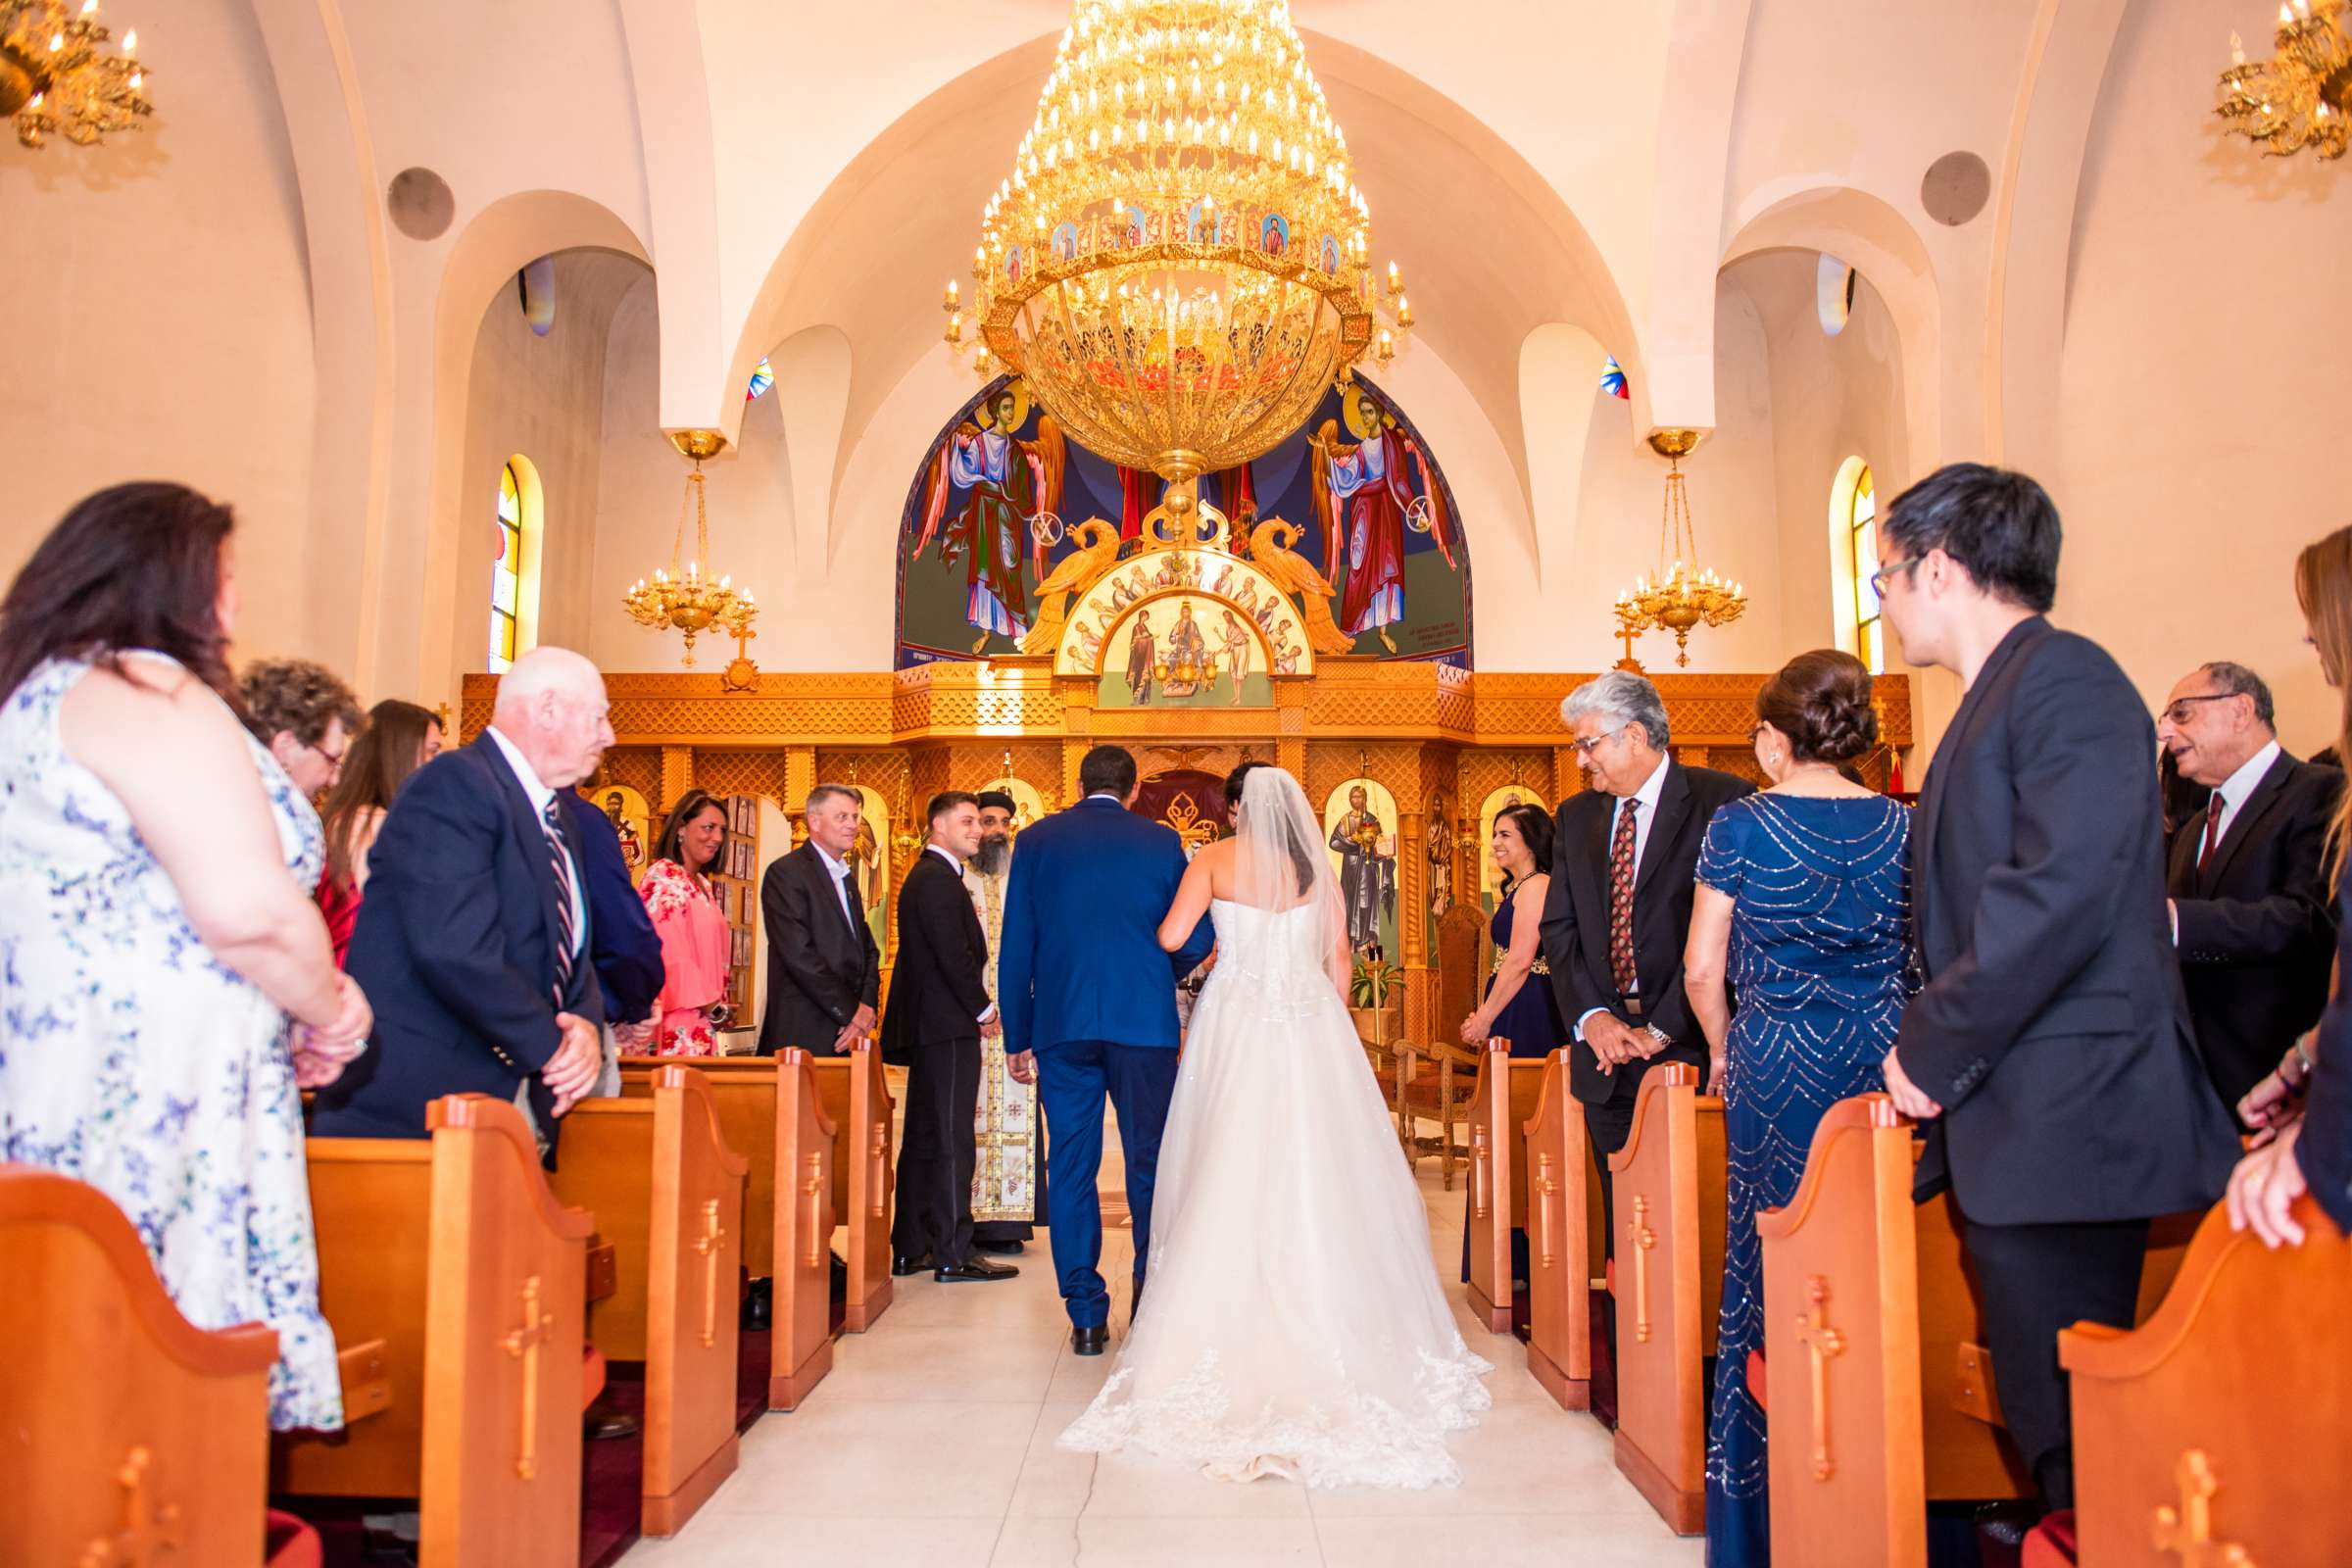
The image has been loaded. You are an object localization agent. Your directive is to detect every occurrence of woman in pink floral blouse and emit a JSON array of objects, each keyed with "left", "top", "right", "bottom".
[{"left": 637, "top": 789, "right": 733, "bottom": 1055}]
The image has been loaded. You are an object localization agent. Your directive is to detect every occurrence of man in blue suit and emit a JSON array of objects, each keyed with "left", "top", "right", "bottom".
[{"left": 998, "top": 745, "right": 1212, "bottom": 1354}]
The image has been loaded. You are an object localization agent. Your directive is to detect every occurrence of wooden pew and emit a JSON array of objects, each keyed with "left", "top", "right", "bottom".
[
  {"left": 772, "top": 1050, "right": 839, "bottom": 1409},
  {"left": 1758, "top": 1095, "right": 2197, "bottom": 1568},
  {"left": 1, "top": 1164, "right": 322, "bottom": 1566},
  {"left": 1464, "top": 1037, "right": 1549, "bottom": 1333},
  {"left": 1520, "top": 1048, "right": 1602, "bottom": 1412},
  {"left": 1607, "top": 1061, "right": 1726, "bottom": 1535},
  {"left": 620, "top": 1037, "right": 891, "bottom": 1341},
  {"left": 2059, "top": 1196, "right": 2352, "bottom": 1568},
  {"left": 547, "top": 1064, "right": 749, "bottom": 1536},
  {"left": 276, "top": 1095, "right": 592, "bottom": 1568}
]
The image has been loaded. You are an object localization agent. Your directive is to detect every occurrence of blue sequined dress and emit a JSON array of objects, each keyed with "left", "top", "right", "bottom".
[{"left": 1696, "top": 793, "right": 1910, "bottom": 1567}]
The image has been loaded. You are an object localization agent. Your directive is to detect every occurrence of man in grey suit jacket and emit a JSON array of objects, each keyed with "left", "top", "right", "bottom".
[{"left": 1876, "top": 464, "right": 2238, "bottom": 1517}]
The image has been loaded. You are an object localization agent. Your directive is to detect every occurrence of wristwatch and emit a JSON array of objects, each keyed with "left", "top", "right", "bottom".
[{"left": 1644, "top": 1023, "right": 1673, "bottom": 1052}]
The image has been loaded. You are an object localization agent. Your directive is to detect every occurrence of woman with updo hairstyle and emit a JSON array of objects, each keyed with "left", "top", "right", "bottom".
[{"left": 1681, "top": 647, "right": 1913, "bottom": 1567}]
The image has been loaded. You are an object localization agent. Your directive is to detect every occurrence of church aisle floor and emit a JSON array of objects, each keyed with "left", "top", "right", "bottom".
[{"left": 620, "top": 1159, "right": 1705, "bottom": 1566}]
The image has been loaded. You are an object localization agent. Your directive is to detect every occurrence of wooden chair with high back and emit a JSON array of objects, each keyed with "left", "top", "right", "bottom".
[
  {"left": 0, "top": 1165, "right": 328, "bottom": 1567},
  {"left": 2057, "top": 1196, "right": 2352, "bottom": 1568}
]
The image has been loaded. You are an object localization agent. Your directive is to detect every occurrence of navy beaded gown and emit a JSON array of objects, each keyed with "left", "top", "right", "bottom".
[
  {"left": 1696, "top": 793, "right": 1911, "bottom": 1567},
  {"left": 1459, "top": 888, "right": 1569, "bottom": 1282}
]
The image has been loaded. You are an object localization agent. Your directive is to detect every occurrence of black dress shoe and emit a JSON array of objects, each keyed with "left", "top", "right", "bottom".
[
  {"left": 1071, "top": 1324, "right": 1109, "bottom": 1356},
  {"left": 971, "top": 1238, "right": 1026, "bottom": 1255},
  {"left": 891, "top": 1251, "right": 934, "bottom": 1277},
  {"left": 583, "top": 1402, "right": 639, "bottom": 1442},
  {"left": 741, "top": 1277, "right": 771, "bottom": 1331},
  {"left": 934, "top": 1257, "right": 1018, "bottom": 1283}
]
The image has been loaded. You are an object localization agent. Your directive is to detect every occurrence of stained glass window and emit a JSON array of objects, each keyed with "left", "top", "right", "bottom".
[
  {"left": 490, "top": 462, "right": 521, "bottom": 671},
  {"left": 1848, "top": 466, "right": 1882, "bottom": 673},
  {"left": 747, "top": 356, "right": 774, "bottom": 400},
  {"left": 1598, "top": 353, "right": 1629, "bottom": 401}
]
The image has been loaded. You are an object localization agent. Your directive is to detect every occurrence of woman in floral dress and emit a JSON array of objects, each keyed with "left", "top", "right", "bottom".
[
  {"left": 0, "top": 482, "right": 374, "bottom": 1430},
  {"left": 636, "top": 789, "right": 734, "bottom": 1055}
]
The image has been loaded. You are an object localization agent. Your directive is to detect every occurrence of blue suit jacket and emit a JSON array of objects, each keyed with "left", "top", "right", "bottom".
[
  {"left": 560, "top": 792, "right": 664, "bottom": 1028},
  {"left": 997, "top": 796, "right": 1211, "bottom": 1053},
  {"left": 313, "top": 738, "right": 605, "bottom": 1139}
]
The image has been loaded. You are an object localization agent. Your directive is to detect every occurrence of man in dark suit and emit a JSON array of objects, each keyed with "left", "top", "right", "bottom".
[
  {"left": 1876, "top": 464, "right": 2240, "bottom": 1515},
  {"left": 884, "top": 790, "right": 1015, "bottom": 1284},
  {"left": 314, "top": 649, "right": 610, "bottom": 1152},
  {"left": 561, "top": 791, "right": 664, "bottom": 1087},
  {"left": 758, "top": 782, "right": 880, "bottom": 1056},
  {"left": 1540, "top": 669, "right": 1754, "bottom": 1258},
  {"left": 2158, "top": 660, "right": 2339, "bottom": 1114},
  {"left": 998, "top": 745, "right": 1213, "bottom": 1354}
]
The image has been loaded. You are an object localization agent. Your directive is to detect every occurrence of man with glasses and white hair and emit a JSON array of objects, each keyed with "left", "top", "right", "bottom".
[
  {"left": 1539, "top": 669, "right": 1752, "bottom": 1257},
  {"left": 2157, "top": 660, "right": 2339, "bottom": 1116}
]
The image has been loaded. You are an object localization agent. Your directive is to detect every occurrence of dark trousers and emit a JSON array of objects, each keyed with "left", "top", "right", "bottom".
[
  {"left": 891, "top": 1034, "right": 982, "bottom": 1267},
  {"left": 1956, "top": 1212, "right": 2149, "bottom": 1512},
  {"left": 1585, "top": 1094, "right": 1637, "bottom": 1265},
  {"left": 1037, "top": 1040, "right": 1180, "bottom": 1330}
]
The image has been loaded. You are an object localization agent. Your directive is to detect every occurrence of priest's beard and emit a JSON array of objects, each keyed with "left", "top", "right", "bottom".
[{"left": 975, "top": 833, "right": 1010, "bottom": 877}]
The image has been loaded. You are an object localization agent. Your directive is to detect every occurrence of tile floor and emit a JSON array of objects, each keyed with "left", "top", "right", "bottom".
[{"left": 621, "top": 1158, "right": 1704, "bottom": 1566}]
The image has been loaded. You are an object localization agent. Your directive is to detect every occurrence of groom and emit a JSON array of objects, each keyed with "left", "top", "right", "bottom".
[{"left": 998, "top": 745, "right": 1213, "bottom": 1354}]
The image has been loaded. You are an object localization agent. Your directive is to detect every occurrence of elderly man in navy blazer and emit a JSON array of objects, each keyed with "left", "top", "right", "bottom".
[
  {"left": 313, "top": 649, "right": 612, "bottom": 1151},
  {"left": 997, "top": 745, "right": 1213, "bottom": 1354}
]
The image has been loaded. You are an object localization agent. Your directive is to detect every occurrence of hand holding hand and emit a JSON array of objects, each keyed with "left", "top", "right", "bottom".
[
  {"left": 291, "top": 1041, "right": 350, "bottom": 1089},
  {"left": 849, "top": 1004, "right": 877, "bottom": 1038},
  {"left": 1584, "top": 1015, "right": 1636, "bottom": 1074},
  {"left": 1881, "top": 1047, "right": 1943, "bottom": 1120},
  {"left": 1007, "top": 1051, "right": 1038, "bottom": 1086},
  {"left": 543, "top": 1011, "right": 603, "bottom": 1115},
  {"left": 1459, "top": 1012, "right": 1490, "bottom": 1046},
  {"left": 2227, "top": 1123, "right": 2309, "bottom": 1249},
  {"left": 981, "top": 1015, "right": 1004, "bottom": 1041},
  {"left": 2239, "top": 1065, "right": 2305, "bottom": 1148},
  {"left": 308, "top": 973, "right": 374, "bottom": 1055}
]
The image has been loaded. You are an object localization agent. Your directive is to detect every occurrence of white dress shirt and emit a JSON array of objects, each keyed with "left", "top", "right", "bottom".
[
  {"left": 925, "top": 842, "right": 996, "bottom": 1024},
  {"left": 1574, "top": 754, "right": 1671, "bottom": 1040},
  {"left": 485, "top": 725, "right": 585, "bottom": 955},
  {"left": 2204, "top": 738, "right": 2281, "bottom": 850},
  {"left": 811, "top": 839, "right": 858, "bottom": 930}
]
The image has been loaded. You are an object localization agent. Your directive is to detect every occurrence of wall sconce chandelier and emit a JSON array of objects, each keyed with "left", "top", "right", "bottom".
[
  {"left": 2218, "top": 1, "right": 2352, "bottom": 160},
  {"left": 622, "top": 430, "right": 760, "bottom": 669},
  {"left": 1, "top": 0, "right": 150, "bottom": 149},
  {"left": 1612, "top": 429, "right": 1746, "bottom": 668}
]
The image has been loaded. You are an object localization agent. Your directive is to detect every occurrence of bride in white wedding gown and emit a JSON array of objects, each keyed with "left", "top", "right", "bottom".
[{"left": 1058, "top": 762, "right": 1492, "bottom": 1488}]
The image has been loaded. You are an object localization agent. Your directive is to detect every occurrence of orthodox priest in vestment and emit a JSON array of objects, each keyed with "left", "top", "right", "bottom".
[{"left": 966, "top": 791, "right": 1046, "bottom": 1252}]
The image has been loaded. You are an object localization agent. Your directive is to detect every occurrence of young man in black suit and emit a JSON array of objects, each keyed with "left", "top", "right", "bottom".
[
  {"left": 758, "top": 782, "right": 881, "bottom": 1056},
  {"left": 1876, "top": 464, "right": 2240, "bottom": 1516},
  {"left": 1540, "top": 669, "right": 1754, "bottom": 1257},
  {"left": 2157, "top": 660, "right": 2340, "bottom": 1114},
  {"left": 884, "top": 790, "right": 1016, "bottom": 1284}
]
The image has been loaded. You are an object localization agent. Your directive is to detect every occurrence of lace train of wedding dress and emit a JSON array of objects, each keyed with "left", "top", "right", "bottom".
[{"left": 1057, "top": 898, "right": 1493, "bottom": 1488}]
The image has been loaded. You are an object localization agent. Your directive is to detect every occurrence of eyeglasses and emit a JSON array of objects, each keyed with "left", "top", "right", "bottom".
[
  {"left": 310, "top": 739, "right": 347, "bottom": 769},
  {"left": 2159, "top": 694, "right": 2241, "bottom": 727},
  {"left": 1569, "top": 726, "right": 1626, "bottom": 760},
  {"left": 1868, "top": 555, "right": 1923, "bottom": 597}
]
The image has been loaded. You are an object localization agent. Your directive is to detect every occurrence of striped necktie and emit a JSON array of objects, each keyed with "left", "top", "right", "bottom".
[{"left": 542, "top": 800, "right": 577, "bottom": 1003}]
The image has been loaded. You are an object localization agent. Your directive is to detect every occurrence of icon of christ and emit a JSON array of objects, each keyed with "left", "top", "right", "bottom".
[{"left": 914, "top": 381, "right": 1066, "bottom": 652}]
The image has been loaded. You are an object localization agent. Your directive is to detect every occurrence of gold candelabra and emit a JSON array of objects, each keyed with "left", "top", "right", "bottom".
[
  {"left": 1611, "top": 429, "right": 1746, "bottom": 668},
  {"left": 940, "top": 0, "right": 1417, "bottom": 529},
  {"left": 621, "top": 431, "right": 760, "bottom": 668},
  {"left": 1, "top": 0, "right": 150, "bottom": 148},
  {"left": 2218, "top": 0, "right": 2352, "bottom": 160}
]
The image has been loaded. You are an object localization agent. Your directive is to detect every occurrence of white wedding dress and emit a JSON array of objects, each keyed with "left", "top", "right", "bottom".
[{"left": 1057, "top": 851, "right": 1493, "bottom": 1487}]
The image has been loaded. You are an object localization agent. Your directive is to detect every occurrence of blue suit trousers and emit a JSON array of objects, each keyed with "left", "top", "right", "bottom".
[{"left": 1037, "top": 1039, "right": 1180, "bottom": 1330}]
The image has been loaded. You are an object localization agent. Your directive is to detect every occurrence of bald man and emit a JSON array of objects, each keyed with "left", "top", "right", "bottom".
[{"left": 313, "top": 649, "right": 613, "bottom": 1155}]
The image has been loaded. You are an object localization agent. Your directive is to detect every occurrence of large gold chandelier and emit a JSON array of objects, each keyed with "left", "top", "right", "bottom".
[
  {"left": 945, "top": 0, "right": 1414, "bottom": 533},
  {"left": 621, "top": 431, "right": 759, "bottom": 669},
  {"left": 1612, "top": 430, "right": 1746, "bottom": 668},
  {"left": 2218, "top": 1, "right": 2352, "bottom": 160},
  {"left": 1, "top": 0, "right": 150, "bottom": 149}
]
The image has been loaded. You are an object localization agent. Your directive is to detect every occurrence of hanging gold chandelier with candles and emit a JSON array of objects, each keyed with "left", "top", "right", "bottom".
[
  {"left": 2217, "top": 0, "right": 2352, "bottom": 160},
  {"left": 1, "top": 0, "right": 150, "bottom": 149},
  {"left": 1612, "top": 429, "right": 1746, "bottom": 668},
  {"left": 621, "top": 431, "right": 760, "bottom": 668},
  {"left": 942, "top": 0, "right": 1415, "bottom": 537}
]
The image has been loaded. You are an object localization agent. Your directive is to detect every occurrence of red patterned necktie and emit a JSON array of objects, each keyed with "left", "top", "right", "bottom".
[
  {"left": 1608, "top": 797, "right": 1640, "bottom": 996},
  {"left": 2198, "top": 797, "right": 2226, "bottom": 873}
]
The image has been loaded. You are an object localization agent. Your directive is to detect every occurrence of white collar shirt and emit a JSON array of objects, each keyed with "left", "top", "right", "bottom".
[
  {"left": 2207, "top": 738, "right": 2282, "bottom": 849},
  {"left": 1612, "top": 753, "right": 1672, "bottom": 876},
  {"left": 485, "top": 725, "right": 586, "bottom": 956},
  {"left": 810, "top": 839, "right": 857, "bottom": 928}
]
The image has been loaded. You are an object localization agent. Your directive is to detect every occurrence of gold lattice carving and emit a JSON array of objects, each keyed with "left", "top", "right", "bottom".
[
  {"left": 692, "top": 752, "right": 792, "bottom": 805},
  {"left": 1304, "top": 742, "right": 1423, "bottom": 809},
  {"left": 597, "top": 749, "right": 663, "bottom": 810}
]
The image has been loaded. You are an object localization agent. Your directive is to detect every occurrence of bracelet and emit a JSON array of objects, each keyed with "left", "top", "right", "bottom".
[{"left": 2294, "top": 1040, "right": 2318, "bottom": 1079}]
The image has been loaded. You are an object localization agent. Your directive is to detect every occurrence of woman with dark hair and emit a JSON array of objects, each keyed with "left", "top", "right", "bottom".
[
  {"left": 1680, "top": 648, "right": 1912, "bottom": 1565},
  {"left": 0, "top": 481, "right": 370, "bottom": 1432},
  {"left": 1455, "top": 799, "right": 1568, "bottom": 1282},
  {"left": 315, "top": 698, "right": 446, "bottom": 966},
  {"left": 635, "top": 788, "right": 732, "bottom": 1055}
]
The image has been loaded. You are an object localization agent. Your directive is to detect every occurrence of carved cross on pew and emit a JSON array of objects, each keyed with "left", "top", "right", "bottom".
[
  {"left": 804, "top": 1152, "right": 827, "bottom": 1270},
  {"left": 501, "top": 1273, "right": 554, "bottom": 1482},
  {"left": 693, "top": 1198, "right": 728, "bottom": 1348},
  {"left": 1532, "top": 1152, "right": 1557, "bottom": 1270},
  {"left": 2152, "top": 1448, "right": 2255, "bottom": 1567},
  {"left": 76, "top": 1446, "right": 181, "bottom": 1568},
  {"left": 1627, "top": 1194, "right": 1657, "bottom": 1344},
  {"left": 1795, "top": 1275, "right": 1847, "bottom": 1481}
]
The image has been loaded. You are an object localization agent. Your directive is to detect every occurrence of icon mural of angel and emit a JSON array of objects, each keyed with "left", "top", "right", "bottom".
[
  {"left": 914, "top": 379, "right": 1066, "bottom": 652},
  {"left": 1306, "top": 386, "right": 1455, "bottom": 653}
]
